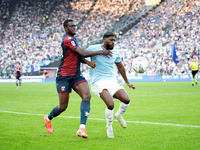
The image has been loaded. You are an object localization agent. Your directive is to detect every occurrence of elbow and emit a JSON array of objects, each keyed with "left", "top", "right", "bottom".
[{"left": 79, "top": 52, "right": 86, "bottom": 57}]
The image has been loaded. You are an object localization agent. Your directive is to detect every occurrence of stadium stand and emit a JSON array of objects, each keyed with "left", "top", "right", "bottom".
[
  {"left": 115, "top": 0, "right": 200, "bottom": 76},
  {"left": 0, "top": 0, "right": 199, "bottom": 78}
]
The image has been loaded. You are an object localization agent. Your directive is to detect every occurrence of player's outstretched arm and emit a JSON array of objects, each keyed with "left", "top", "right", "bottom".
[
  {"left": 74, "top": 47, "right": 112, "bottom": 58},
  {"left": 80, "top": 57, "right": 96, "bottom": 69},
  {"left": 115, "top": 62, "right": 136, "bottom": 90}
]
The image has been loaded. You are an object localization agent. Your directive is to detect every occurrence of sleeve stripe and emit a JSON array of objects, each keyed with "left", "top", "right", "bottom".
[{"left": 72, "top": 46, "right": 79, "bottom": 51}]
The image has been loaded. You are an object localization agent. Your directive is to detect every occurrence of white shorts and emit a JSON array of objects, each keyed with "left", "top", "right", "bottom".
[{"left": 91, "top": 79, "right": 125, "bottom": 98}]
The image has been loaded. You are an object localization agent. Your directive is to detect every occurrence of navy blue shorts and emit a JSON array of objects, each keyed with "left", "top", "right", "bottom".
[
  {"left": 16, "top": 76, "right": 21, "bottom": 80},
  {"left": 56, "top": 73, "right": 87, "bottom": 95}
]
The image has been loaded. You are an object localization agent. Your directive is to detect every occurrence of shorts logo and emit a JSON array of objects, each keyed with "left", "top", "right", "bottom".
[
  {"left": 71, "top": 41, "right": 76, "bottom": 46},
  {"left": 61, "top": 86, "right": 65, "bottom": 92}
]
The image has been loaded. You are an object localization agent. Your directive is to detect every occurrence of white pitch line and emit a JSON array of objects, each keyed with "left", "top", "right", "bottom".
[
  {"left": 0, "top": 110, "right": 200, "bottom": 128},
  {"left": 133, "top": 92, "right": 200, "bottom": 97}
]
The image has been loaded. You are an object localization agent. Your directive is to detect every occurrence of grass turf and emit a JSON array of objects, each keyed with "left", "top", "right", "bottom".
[{"left": 0, "top": 82, "right": 200, "bottom": 150}]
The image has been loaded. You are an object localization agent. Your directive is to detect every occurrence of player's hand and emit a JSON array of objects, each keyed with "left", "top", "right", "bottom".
[
  {"left": 86, "top": 61, "right": 97, "bottom": 69},
  {"left": 101, "top": 50, "right": 113, "bottom": 59},
  {"left": 126, "top": 82, "right": 136, "bottom": 90}
]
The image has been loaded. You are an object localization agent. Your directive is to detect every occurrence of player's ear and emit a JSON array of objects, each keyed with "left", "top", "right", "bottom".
[{"left": 64, "top": 27, "right": 68, "bottom": 32}]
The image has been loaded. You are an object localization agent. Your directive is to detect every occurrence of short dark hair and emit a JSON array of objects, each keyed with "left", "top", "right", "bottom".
[
  {"left": 63, "top": 19, "right": 73, "bottom": 28},
  {"left": 103, "top": 32, "right": 115, "bottom": 39}
]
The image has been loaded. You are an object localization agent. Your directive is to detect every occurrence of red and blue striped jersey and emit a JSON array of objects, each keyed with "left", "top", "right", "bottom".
[
  {"left": 15, "top": 67, "right": 21, "bottom": 77},
  {"left": 57, "top": 33, "right": 81, "bottom": 79}
]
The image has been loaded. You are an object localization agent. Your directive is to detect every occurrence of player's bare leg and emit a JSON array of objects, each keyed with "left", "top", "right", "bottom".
[
  {"left": 44, "top": 94, "right": 69, "bottom": 133},
  {"left": 18, "top": 79, "right": 21, "bottom": 89},
  {"left": 58, "top": 94, "right": 70, "bottom": 112},
  {"left": 74, "top": 82, "right": 91, "bottom": 138},
  {"left": 19, "top": 79, "right": 21, "bottom": 88},
  {"left": 113, "top": 89, "right": 130, "bottom": 128},
  {"left": 16, "top": 79, "right": 18, "bottom": 89},
  {"left": 100, "top": 89, "right": 114, "bottom": 138}
]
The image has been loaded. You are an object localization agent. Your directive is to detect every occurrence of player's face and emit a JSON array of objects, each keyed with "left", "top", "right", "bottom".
[
  {"left": 65, "top": 21, "right": 76, "bottom": 36},
  {"left": 16, "top": 64, "right": 19, "bottom": 67},
  {"left": 104, "top": 36, "right": 116, "bottom": 50}
]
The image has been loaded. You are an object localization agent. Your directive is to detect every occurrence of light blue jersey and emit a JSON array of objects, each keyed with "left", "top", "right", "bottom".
[{"left": 86, "top": 44, "right": 121, "bottom": 84}]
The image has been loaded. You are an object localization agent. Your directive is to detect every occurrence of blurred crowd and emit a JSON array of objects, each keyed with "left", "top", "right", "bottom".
[
  {"left": 0, "top": 0, "right": 61, "bottom": 76},
  {"left": 0, "top": 0, "right": 13, "bottom": 29},
  {"left": 114, "top": 0, "right": 200, "bottom": 76},
  {"left": 77, "top": 0, "right": 135, "bottom": 44},
  {"left": 0, "top": 0, "right": 200, "bottom": 78},
  {"left": 117, "top": 0, "right": 200, "bottom": 50},
  {"left": 44, "top": 0, "right": 93, "bottom": 31}
]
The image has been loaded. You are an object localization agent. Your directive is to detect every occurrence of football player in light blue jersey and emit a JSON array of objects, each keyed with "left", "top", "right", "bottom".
[{"left": 86, "top": 32, "right": 136, "bottom": 138}]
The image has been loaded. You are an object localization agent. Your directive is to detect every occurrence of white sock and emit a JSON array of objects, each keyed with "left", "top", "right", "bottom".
[
  {"left": 116, "top": 102, "right": 130, "bottom": 116},
  {"left": 80, "top": 124, "right": 85, "bottom": 129},
  {"left": 105, "top": 108, "right": 113, "bottom": 128},
  {"left": 46, "top": 116, "right": 50, "bottom": 121}
]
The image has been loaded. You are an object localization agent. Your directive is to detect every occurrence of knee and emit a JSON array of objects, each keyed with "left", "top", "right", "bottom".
[
  {"left": 124, "top": 100, "right": 130, "bottom": 105},
  {"left": 82, "top": 92, "right": 91, "bottom": 100},
  {"left": 125, "top": 98, "right": 130, "bottom": 104},
  {"left": 107, "top": 102, "right": 114, "bottom": 110},
  {"left": 122, "top": 96, "right": 130, "bottom": 104}
]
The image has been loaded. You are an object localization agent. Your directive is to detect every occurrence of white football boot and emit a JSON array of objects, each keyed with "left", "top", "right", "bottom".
[
  {"left": 107, "top": 127, "right": 114, "bottom": 138},
  {"left": 114, "top": 113, "right": 127, "bottom": 128}
]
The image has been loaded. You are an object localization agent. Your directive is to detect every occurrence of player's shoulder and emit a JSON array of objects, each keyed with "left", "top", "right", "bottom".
[
  {"left": 63, "top": 34, "right": 75, "bottom": 42},
  {"left": 89, "top": 44, "right": 102, "bottom": 48},
  {"left": 112, "top": 48, "right": 120, "bottom": 55},
  {"left": 112, "top": 47, "right": 119, "bottom": 52},
  {"left": 62, "top": 34, "right": 67, "bottom": 40},
  {"left": 86, "top": 44, "right": 102, "bottom": 51}
]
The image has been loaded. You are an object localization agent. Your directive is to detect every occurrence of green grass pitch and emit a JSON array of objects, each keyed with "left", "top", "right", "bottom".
[{"left": 0, "top": 82, "right": 200, "bottom": 150}]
